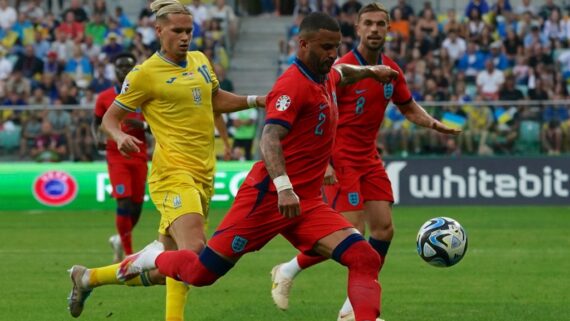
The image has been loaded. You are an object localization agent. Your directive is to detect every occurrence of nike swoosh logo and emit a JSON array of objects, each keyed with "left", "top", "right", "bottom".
[
  {"left": 355, "top": 89, "right": 367, "bottom": 94},
  {"left": 319, "top": 104, "right": 327, "bottom": 110}
]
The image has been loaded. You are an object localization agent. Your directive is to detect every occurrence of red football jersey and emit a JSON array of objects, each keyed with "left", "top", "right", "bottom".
[
  {"left": 333, "top": 49, "right": 412, "bottom": 167},
  {"left": 244, "top": 58, "right": 341, "bottom": 199},
  {"left": 94, "top": 86, "right": 147, "bottom": 161}
]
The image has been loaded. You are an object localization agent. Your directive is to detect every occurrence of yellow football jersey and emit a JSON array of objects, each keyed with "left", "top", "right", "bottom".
[{"left": 115, "top": 51, "right": 219, "bottom": 185}]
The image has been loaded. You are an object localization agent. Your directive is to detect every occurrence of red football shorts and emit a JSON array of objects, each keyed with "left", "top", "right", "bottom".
[
  {"left": 208, "top": 182, "right": 354, "bottom": 259},
  {"left": 324, "top": 163, "right": 393, "bottom": 212},
  {"left": 107, "top": 160, "right": 148, "bottom": 203}
]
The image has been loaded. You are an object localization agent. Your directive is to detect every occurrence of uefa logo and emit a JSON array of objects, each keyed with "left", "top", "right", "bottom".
[{"left": 33, "top": 171, "right": 78, "bottom": 207}]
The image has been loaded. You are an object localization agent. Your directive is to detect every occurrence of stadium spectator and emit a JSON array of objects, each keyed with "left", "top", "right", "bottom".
[
  {"left": 341, "top": 0, "right": 362, "bottom": 16},
  {"left": 92, "top": 0, "right": 107, "bottom": 17},
  {"left": 86, "top": 13, "right": 108, "bottom": 46},
  {"left": 115, "top": 6, "right": 133, "bottom": 28},
  {"left": 0, "top": 47, "right": 13, "bottom": 80},
  {"left": 21, "top": 0, "right": 44, "bottom": 22},
  {"left": 542, "top": 9, "right": 565, "bottom": 42},
  {"left": 389, "top": 0, "right": 414, "bottom": 20},
  {"left": 515, "top": 0, "right": 537, "bottom": 16},
  {"left": 477, "top": 59, "right": 505, "bottom": 100},
  {"left": 457, "top": 42, "right": 486, "bottom": 83},
  {"left": 465, "top": 0, "right": 489, "bottom": 18},
  {"left": 19, "top": 110, "right": 42, "bottom": 159},
  {"left": 463, "top": 95, "right": 494, "bottom": 155},
  {"left": 186, "top": 0, "right": 209, "bottom": 27},
  {"left": 6, "top": 70, "right": 31, "bottom": 97},
  {"left": 229, "top": 107, "right": 258, "bottom": 160},
  {"left": 14, "top": 45, "right": 43, "bottom": 79},
  {"left": 488, "top": 41, "right": 510, "bottom": 70},
  {"left": 321, "top": 0, "right": 341, "bottom": 18},
  {"left": 538, "top": 0, "right": 561, "bottom": 22},
  {"left": 0, "top": 0, "right": 17, "bottom": 31},
  {"left": 102, "top": 33, "right": 124, "bottom": 60},
  {"left": 490, "top": 0, "right": 512, "bottom": 16},
  {"left": 62, "top": 0, "right": 88, "bottom": 23},
  {"left": 64, "top": 45, "right": 93, "bottom": 85},
  {"left": 208, "top": 0, "right": 239, "bottom": 45},
  {"left": 541, "top": 83, "right": 569, "bottom": 155},
  {"left": 57, "top": 10, "right": 85, "bottom": 41},
  {"left": 442, "top": 29, "right": 466, "bottom": 63}
]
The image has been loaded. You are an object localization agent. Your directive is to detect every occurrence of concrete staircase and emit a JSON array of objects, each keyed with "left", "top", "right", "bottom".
[{"left": 228, "top": 16, "right": 292, "bottom": 95}]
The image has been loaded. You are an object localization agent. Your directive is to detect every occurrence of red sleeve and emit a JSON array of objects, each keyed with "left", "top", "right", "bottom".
[
  {"left": 94, "top": 93, "right": 107, "bottom": 118},
  {"left": 265, "top": 79, "right": 302, "bottom": 130},
  {"left": 391, "top": 63, "right": 413, "bottom": 105}
]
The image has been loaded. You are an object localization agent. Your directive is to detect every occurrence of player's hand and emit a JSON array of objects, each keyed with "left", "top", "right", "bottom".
[
  {"left": 278, "top": 189, "right": 301, "bottom": 219},
  {"left": 432, "top": 121, "right": 462, "bottom": 135},
  {"left": 323, "top": 164, "right": 337, "bottom": 185},
  {"left": 370, "top": 65, "right": 399, "bottom": 83},
  {"left": 116, "top": 133, "right": 142, "bottom": 158},
  {"left": 256, "top": 95, "right": 267, "bottom": 108}
]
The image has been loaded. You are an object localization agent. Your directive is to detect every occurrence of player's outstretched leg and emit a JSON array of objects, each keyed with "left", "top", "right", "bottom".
[
  {"left": 271, "top": 254, "right": 327, "bottom": 310},
  {"left": 117, "top": 240, "right": 235, "bottom": 287}
]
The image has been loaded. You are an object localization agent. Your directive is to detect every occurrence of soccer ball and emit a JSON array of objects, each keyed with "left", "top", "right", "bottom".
[{"left": 416, "top": 217, "right": 468, "bottom": 267}]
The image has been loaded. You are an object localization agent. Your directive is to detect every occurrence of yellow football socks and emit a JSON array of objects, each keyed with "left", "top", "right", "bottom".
[
  {"left": 165, "top": 277, "right": 189, "bottom": 321},
  {"left": 88, "top": 264, "right": 153, "bottom": 287}
]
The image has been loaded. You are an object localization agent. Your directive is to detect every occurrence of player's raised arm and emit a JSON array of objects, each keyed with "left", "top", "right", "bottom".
[
  {"left": 397, "top": 100, "right": 462, "bottom": 135},
  {"left": 102, "top": 103, "right": 143, "bottom": 157},
  {"left": 260, "top": 124, "right": 300, "bottom": 219},
  {"left": 333, "top": 64, "right": 398, "bottom": 87},
  {"left": 212, "top": 89, "right": 266, "bottom": 113}
]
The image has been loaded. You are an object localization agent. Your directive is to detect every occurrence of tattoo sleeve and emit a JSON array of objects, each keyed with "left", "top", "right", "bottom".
[
  {"left": 334, "top": 64, "right": 373, "bottom": 86},
  {"left": 260, "top": 124, "right": 290, "bottom": 179}
]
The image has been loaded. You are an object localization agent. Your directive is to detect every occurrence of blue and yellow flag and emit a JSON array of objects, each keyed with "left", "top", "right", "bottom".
[{"left": 442, "top": 112, "right": 467, "bottom": 129}]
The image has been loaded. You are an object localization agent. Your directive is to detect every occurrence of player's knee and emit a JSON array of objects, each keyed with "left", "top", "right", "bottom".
[
  {"left": 370, "top": 221, "right": 394, "bottom": 241},
  {"left": 116, "top": 198, "right": 132, "bottom": 216},
  {"left": 345, "top": 241, "right": 381, "bottom": 275}
]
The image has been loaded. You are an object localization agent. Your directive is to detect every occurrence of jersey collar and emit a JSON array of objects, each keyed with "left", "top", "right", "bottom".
[
  {"left": 352, "top": 48, "right": 382, "bottom": 66},
  {"left": 293, "top": 57, "right": 327, "bottom": 84},
  {"left": 157, "top": 51, "right": 188, "bottom": 68}
]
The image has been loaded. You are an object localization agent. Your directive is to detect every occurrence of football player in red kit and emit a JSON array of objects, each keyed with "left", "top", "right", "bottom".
[{"left": 94, "top": 52, "right": 147, "bottom": 262}]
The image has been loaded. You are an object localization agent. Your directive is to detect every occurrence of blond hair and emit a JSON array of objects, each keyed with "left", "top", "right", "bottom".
[{"left": 151, "top": 0, "right": 191, "bottom": 19}]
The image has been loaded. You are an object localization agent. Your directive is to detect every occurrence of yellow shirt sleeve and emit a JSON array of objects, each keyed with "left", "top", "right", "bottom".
[
  {"left": 114, "top": 66, "right": 152, "bottom": 112},
  {"left": 204, "top": 56, "right": 220, "bottom": 93}
]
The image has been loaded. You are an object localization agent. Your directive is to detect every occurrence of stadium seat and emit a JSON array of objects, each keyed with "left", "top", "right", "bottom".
[{"left": 515, "top": 120, "right": 540, "bottom": 154}]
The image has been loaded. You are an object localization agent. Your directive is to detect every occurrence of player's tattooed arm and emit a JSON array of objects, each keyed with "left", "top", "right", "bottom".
[
  {"left": 260, "top": 124, "right": 289, "bottom": 178},
  {"left": 260, "top": 124, "right": 301, "bottom": 218},
  {"left": 334, "top": 64, "right": 398, "bottom": 86}
]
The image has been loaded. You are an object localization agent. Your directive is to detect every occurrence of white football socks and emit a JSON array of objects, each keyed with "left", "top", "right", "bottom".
[
  {"left": 279, "top": 257, "right": 302, "bottom": 279},
  {"left": 339, "top": 297, "right": 353, "bottom": 315}
]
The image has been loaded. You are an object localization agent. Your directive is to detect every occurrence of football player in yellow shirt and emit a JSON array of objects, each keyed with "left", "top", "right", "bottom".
[{"left": 67, "top": 1, "right": 265, "bottom": 320}]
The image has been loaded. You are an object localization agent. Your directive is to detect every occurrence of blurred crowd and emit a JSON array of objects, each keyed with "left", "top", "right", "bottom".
[
  {"left": 279, "top": 0, "right": 570, "bottom": 156},
  {"left": 0, "top": 0, "right": 238, "bottom": 162},
  {"left": 2, "top": 0, "right": 570, "bottom": 162}
]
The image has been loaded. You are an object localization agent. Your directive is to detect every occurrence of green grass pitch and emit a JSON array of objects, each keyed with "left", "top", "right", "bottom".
[{"left": 1, "top": 206, "right": 568, "bottom": 321}]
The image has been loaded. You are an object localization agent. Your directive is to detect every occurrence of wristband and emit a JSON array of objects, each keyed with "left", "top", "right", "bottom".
[
  {"left": 273, "top": 175, "right": 293, "bottom": 193},
  {"left": 247, "top": 95, "right": 258, "bottom": 108},
  {"left": 143, "top": 121, "right": 149, "bottom": 130}
]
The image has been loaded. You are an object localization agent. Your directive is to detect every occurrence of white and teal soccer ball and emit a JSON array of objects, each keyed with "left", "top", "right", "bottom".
[{"left": 416, "top": 217, "right": 468, "bottom": 267}]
